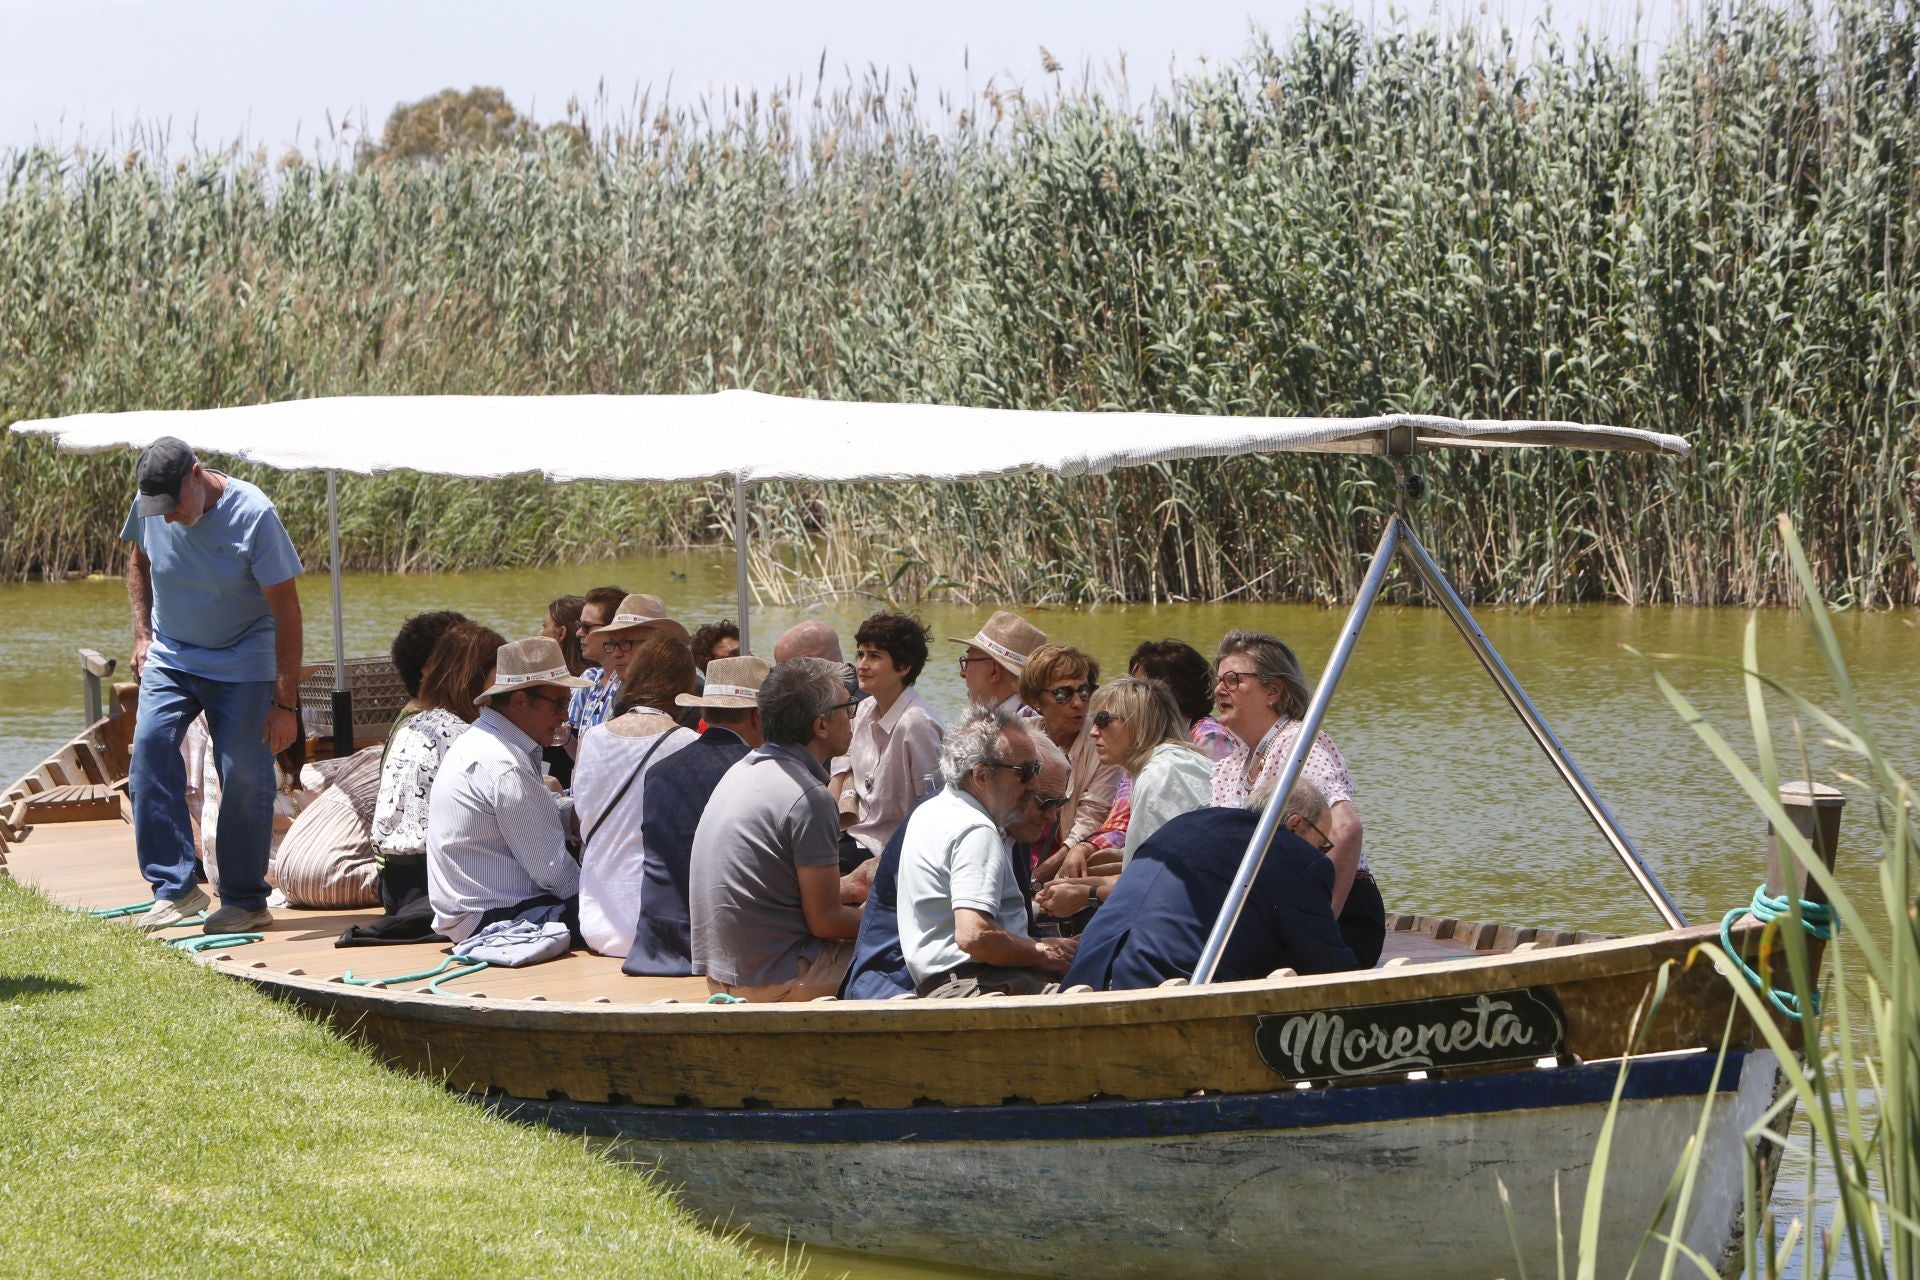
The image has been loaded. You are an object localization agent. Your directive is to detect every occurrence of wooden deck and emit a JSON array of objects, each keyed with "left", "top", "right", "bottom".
[{"left": 3, "top": 815, "right": 1527, "bottom": 1004}]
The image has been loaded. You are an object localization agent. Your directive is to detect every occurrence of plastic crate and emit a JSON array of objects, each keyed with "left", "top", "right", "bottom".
[{"left": 298, "top": 657, "right": 410, "bottom": 744}]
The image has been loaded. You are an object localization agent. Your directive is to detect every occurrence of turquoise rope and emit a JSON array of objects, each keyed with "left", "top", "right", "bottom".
[
  {"left": 424, "top": 959, "right": 490, "bottom": 996},
  {"left": 1720, "top": 885, "right": 1836, "bottom": 1021},
  {"left": 339, "top": 954, "right": 491, "bottom": 995},
  {"left": 706, "top": 993, "right": 747, "bottom": 1005},
  {"left": 86, "top": 900, "right": 156, "bottom": 919},
  {"left": 169, "top": 932, "right": 264, "bottom": 953}
]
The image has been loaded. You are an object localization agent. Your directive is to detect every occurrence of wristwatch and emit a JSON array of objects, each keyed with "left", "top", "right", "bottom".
[{"left": 1088, "top": 885, "right": 1101, "bottom": 908}]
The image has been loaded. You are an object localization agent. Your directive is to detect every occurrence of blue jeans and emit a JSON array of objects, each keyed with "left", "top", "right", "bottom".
[{"left": 130, "top": 665, "right": 276, "bottom": 909}]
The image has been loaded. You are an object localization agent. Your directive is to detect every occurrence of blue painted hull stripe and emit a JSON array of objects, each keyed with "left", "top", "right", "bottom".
[{"left": 523, "top": 1052, "right": 1746, "bottom": 1146}]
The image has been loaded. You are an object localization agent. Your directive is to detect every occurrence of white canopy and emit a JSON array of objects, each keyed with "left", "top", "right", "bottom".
[{"left": 9, "top": 390, "right": 1688, "bottom": 480}]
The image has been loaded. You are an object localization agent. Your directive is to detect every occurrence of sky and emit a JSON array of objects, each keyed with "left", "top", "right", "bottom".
[{"left": 0, "top": 0, "right": 1688, "bottom": 161}]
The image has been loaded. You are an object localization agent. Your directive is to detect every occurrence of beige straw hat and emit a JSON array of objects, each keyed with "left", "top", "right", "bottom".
[
  {"left": 947, "top": 610, "right": 1048, "bottom": 678},
  {"left": 675, "top": 655, "right": 771, "bottom": 710},
  {"left": 476, "top": 636, "right": 594, "bottom": 703},
  {"left": 594, "top": 592, "right": 691, "bottom": 644}
]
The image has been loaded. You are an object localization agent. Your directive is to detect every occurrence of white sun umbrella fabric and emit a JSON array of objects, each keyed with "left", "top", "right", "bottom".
[
  {"left": 9, "top": 390, "right": 1690, "bottom": 701},
  {"left": 10, "top": 389, "right": 1689, "bottom": 482}
]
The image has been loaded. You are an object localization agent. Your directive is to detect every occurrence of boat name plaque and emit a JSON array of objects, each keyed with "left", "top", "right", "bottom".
[{"left": 1254, "top": 988, "right": 1567, "bottom": 1081}]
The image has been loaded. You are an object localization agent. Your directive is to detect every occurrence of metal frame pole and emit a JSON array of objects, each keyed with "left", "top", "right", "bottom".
[
  {"left": 733, "top": 475, "right": 752, "bottom": 655},
  {"left": 1192, "top": 516, "right": 1405, "bottom": 984},
  {"left": 327, "top": 470, "right": 353, "bottom": 754},
  {"left": 1394, "top": 522, "right": 1685, "bottom": 928}
]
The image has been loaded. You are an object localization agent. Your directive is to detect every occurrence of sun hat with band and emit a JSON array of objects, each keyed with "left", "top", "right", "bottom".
[
  {"left": 593, "top": 593, "right": 691, "bottom": 645},
  {"left": 475, "top": 637, "right": 594, "bottom": 704},
  {"left": 675, "top": 655, "right": 771, "bottom": 711},
  {"left": 948, "top": 610, "right": 1048, "bottom": 679}
]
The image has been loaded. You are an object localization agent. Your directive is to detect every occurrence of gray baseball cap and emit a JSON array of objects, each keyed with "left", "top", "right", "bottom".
[{"left": 134, "top": 437, "right": 198, "bottom": 517}]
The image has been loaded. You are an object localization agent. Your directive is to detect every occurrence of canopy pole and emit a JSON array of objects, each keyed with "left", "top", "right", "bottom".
[
  {"left": 1192, "top": 516, "right": 1404, "bottom": 985},
  {"left": 733, "top": 476, "right": 752, "bottom": 655},
  {"left": 1395, "top": 521, "right": 1685, "bottom": 929},
  {"left": 326, "top": 470, "right": 353, "bottom": 754}
]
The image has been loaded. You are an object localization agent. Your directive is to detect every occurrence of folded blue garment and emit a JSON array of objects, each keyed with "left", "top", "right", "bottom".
[{"left": 452, "top": 918, "right": 571, "bottom": 967}]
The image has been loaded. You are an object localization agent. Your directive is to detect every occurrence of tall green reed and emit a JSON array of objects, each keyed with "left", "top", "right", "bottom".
[{"left": 1, "top": 2, "right": 1914, "bottom": 608}]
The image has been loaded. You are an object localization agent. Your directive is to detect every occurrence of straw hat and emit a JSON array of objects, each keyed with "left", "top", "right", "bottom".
[
  {"left": 948, "top": 610, "right": 1048, "bottom": 678},
  {"left": 476, "top": 637, "right": 593, "bottom": 703},
  {"left": 595, "top": 592, "right": 691, "bottom": 644},
  {"left": 675, "top": 655, "right": 771, "bottom": 710}
]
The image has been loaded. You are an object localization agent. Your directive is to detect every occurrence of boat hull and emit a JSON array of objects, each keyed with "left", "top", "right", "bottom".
[{"left": 526, "top": 1050, "right": 1780, "bottom": 1280}]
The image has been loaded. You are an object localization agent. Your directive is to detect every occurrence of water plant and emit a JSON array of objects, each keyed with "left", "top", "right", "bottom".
[{"left": 1, "top": 2, "right": 1914, "bottom": 609}]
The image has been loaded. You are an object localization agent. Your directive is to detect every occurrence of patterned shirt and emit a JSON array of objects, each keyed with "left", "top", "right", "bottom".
[
  {"left": 1211, "top": 717, "right": 1368, "bottom": 874},
  {"left": 568, "top": 666, "right": 622, "bottom": 735},
  {"left": 371, "top": 706, "right": 469, "bottom": 860}
]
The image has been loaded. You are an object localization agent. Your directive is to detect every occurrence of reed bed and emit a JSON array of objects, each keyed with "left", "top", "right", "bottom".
[{"left": 1, "top": 2, "right": 1915, "bottom": 606}]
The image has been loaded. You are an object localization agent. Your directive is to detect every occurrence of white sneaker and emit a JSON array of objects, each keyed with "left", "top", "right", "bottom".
[
  {"left": 135, "top": 885, "right": 210, "bottom": 932},
  {"left": 203, "top": 903, "right": 272, "bottom": 934}
]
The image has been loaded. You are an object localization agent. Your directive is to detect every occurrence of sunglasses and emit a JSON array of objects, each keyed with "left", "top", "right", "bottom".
[
  {"left": 1090, "top": 710, "right": 1126, "bottom": 731},
  {"left": 981, "top": 758, "right": 1042, "bottom": 783},
  {"left": 1033, "top": 794, "right": 1070, "bottom": 813},
  {"left": 1045, "top": 682, "right": 1097, "bottom": 705},
  {"left": 522, "top": 689, "right": 570, "bottom": 710}
]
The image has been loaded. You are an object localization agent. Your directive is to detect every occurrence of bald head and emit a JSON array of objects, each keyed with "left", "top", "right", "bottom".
[{"left": 773, "top": 620, "right": 843, "bottom": 664}]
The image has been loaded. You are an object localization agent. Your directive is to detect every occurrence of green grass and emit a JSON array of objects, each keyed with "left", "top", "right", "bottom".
[{"left": 0, "top": 877, "right": 780, "bottom": 1280}]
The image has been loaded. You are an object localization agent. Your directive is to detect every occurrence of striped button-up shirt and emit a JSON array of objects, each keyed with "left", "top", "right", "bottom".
[{"left": 427, "top": 707, "right": 579, "bottom": 942}]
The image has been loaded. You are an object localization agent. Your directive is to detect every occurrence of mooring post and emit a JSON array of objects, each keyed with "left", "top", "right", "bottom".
[
  {"left": 1767, "top": 781, "right": 1846, "bottom": 903},
  {"left": 77, "top": 647, "right": 115, "bottom": 727}
]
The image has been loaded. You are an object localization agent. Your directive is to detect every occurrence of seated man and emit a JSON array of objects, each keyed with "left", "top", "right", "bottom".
[
  {"left": 897, "top": 707, "right": 1076, "bottom": 998},
  {"left": 622, "top": 655, "right": 769, "bottom": 976},
  {"left": 948, "top": 611, "right": 1047, "bottom": 715},
  {"left": 689, "top": 657, "right": 865, "bottom": 1001},
  {"left": 426, "top": 636, "right": 591, "bottom": 944},
  {"left": 842, "top": 724, "right": 1068, "bottom": 1000},
  {"left": 1061, "top": 779, "right": 1360, "bottom": 991}
]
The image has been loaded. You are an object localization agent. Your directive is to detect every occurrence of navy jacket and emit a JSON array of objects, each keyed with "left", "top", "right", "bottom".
[
  {"left": 1061, "top": 806, "right": 1359, "bottom": 991},
  {"left": 622, "top": 726, "right": 751, "bottom": 976},
  {"left": 840, "top": 797, "right": 1036, "bottom": 1001}
]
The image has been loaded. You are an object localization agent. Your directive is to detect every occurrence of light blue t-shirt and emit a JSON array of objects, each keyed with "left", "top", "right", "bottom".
[{"left": 121, "top": 474, "right": 303, "bottom": 683}]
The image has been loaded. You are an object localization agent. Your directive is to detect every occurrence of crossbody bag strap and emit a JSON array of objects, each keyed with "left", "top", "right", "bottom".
[{"left": 582, "top": 724, "right": 686, "bottom": 849}]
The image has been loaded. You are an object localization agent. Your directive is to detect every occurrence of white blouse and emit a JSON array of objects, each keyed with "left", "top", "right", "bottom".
[
  {"left": 846, "top": 687, "right": 945, "bottom": 857},
  {"left": 575, "top": 714, "right": 698, "bottom": 957},
  {"left": 1123, "top": 742, "right": 1215, "bottom": 861},
  {"left": 371, "top": 707, "right": 469, "bottom": 860}
]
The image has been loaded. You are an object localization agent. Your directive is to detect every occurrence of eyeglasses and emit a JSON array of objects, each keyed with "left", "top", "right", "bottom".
[
  {"left": 958, "top": 655, "right": 999, "bottom": 674},
  {"left": 1090, "top": 710, "right": 1125, "bottom": 731},
  {"left": 522, "top": 689, "right": 570, "bottom": 711},
  {"left": 981, "top": 758, "right": 1042, "bottom": 783},
  {"left": 825, "top": 700, "right": 859, "bottom": 717},
  {"left": 1215, "top": 670, "right": 1265, "bottom": 691},
  {"left": 1294, "top": 814, "right": 1335, "bottom": 854},
  {"left": 1033, "top": 794, "right": 1070, "bottom": 813},
  {"left": 1045, "top": 682, "right": 1097, "bottom": 705},
  {"left": 578, "top": 618, "right": 606, "bottom": 634},
  {"left": 601, "top": 634, "right": 640, "bottom": 653}
]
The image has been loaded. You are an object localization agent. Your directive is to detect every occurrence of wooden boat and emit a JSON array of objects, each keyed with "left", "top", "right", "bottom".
[{"left": 0, "top": 395, "right": 1847, "bottom": 1277}]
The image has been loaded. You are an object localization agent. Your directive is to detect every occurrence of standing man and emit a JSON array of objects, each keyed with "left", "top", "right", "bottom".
[
  {"left": 949, "top": 611, "right": 1047, "bottom": 715},
  {"left": 122, "top": 438, "right": 304, "bottom": 933}
]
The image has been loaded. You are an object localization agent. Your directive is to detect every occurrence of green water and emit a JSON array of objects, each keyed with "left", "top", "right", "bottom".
[{"left": 3, "top": 550, "right": 1914, "bottom": 1276}]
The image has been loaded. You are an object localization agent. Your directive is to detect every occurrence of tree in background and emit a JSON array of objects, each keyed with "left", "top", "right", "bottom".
[{"left": 359, "top": 86, "right": 585, "bottom": 165}]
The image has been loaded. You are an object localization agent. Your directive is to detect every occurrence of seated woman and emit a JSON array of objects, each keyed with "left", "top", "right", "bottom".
[
  {"left": 1080, "top": 639, "right": 1239, "bottom": 870},
  {"left": 370, "top": 621, "right": 506, "bottom": 921},
  {"left": 538, "top": 595, "right": 587, "bottom": 786},
  {"left": 1035, "top": 678, "right": 1213, "bottom": 921},
  {"left": 575, "top": 634, "right": 701, "bottom": 956},
  {"left": 1210, "top": 628, "right": 1385, "bottom": 968},
  {"left": 689, "top": 619, "right": 742, "bottom": 673},
  {"left": 1021, "top": 643, "right": 1121, "bottom": 878},
  {"left": 845, "top": 612, "right": 945, "bottom": 861}
]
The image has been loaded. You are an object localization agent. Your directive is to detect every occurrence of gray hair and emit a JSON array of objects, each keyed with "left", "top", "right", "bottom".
[
  {"left": 1248, "top": 775, "right": 1329, "bottom": 825},
  {"left": 1216, "top": 629, "right": 1312, "bottom": 721},
  {"left": 939, "top": 705, "right": 1024, "bottom": 789},
  {"left": 1018, "top": 718, "right": 1070, "bottom": 775},
  {"left": 758, "top": 656, "right": 848, "bottom": 747}
]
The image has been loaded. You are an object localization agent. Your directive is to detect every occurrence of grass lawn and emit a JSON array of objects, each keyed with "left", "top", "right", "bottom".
[{"left": 0, "top": 876, "right": 783, "bottom": 1279}]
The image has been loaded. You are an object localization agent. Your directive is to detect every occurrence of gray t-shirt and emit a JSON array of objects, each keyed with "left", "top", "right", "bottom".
[
  {"left": 896, "top": 785, "right": 1028, "bottom": 985},
  {"left": 688, "top": 742, "right": 842, "bottom": 987}
]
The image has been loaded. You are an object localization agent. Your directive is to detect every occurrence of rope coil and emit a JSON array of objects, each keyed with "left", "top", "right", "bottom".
[{"left": 1719, "top": 884, "right": 1835, "bottom": 1021}]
